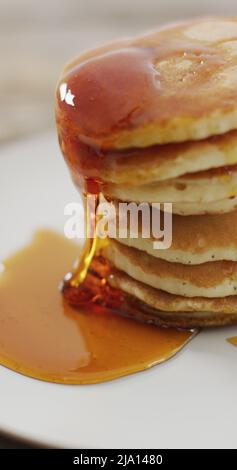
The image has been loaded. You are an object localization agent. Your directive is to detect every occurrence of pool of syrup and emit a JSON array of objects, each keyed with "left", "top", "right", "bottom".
[{"left": 0, "top": 230, "right": 194, "bottom": 384}]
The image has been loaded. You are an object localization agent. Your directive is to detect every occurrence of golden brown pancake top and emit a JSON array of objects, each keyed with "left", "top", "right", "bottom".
[{"left": 56, "top": 17, "right": 237, "bottom": 149}]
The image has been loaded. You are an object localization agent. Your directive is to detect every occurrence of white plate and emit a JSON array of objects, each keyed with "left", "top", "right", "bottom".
[{"left": 1, "top": 133, "right": 237, "bottom": 449}]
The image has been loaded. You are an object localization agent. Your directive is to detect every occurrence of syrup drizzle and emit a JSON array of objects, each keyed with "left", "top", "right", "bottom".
[{"left": 68, "top": 191, "right": 100, "bottom": 287}]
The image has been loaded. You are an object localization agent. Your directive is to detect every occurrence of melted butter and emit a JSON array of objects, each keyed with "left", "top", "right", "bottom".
[
  {"left": 227, "top": 336, "right": 237, "bottom": 346},
  {"left": 0, "top": 230, "right": 195, "bottom": 384}
]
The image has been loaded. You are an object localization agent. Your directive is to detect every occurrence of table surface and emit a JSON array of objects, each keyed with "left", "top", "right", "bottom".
[{"left": 1, "top": 0, "right": 236, "bottom": 449}]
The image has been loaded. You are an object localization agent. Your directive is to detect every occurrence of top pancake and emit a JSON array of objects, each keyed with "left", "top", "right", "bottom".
[{"left": 56, "top": 17, "right": 237, "bottom": 149}]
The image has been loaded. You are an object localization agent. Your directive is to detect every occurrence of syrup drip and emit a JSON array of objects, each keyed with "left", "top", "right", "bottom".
[
  {"left": 68, "top": 191, "right": 100, "bottom": 287},
  {"left": 227, "top": 336, "right": 237, "bottom": 346},
  {"left": 0, "top": 231, "right": 195, "bottom": 384}
]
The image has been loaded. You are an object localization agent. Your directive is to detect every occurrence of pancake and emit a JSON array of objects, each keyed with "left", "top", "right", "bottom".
[
  {"left": 105, "top": 165, "right": 237, "bottom": 206},
  {"left": 56, "top": 17, "right": 237, "bottom": 149},
  {"left": 102, "top": 239, "right": 237, "bottom": 298},
  {"left": 114, "top": 207, "right": 237, "bottom": 265},
  {"left": 58, "top": 129, "right": 237, "bottom": 187},
  {"left": 170, "top": 196, "right": 237, "bottom": 216},
  {"left": 108, "top": 268, "right": 237, "bottom": 328},
  {"left": 105, "top": 194, "right": 237, "bottom": 216}
]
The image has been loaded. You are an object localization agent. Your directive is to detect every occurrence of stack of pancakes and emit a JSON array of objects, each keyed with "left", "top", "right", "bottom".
[{"left": 56, "top": 17, "right": 237, "bottom": 327}]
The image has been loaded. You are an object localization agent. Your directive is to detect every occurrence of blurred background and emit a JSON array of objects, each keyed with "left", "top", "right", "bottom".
[{"left": 1, "top": 0, "right": 237, "bottom": 144}]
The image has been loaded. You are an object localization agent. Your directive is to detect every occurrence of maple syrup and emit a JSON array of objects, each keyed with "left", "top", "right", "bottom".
[
  {"left": 227, "top": 336, "right": 237, "bottom": 346},
  {"left": 0, "top": 231, "right": 195, "bottom": 384}
]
